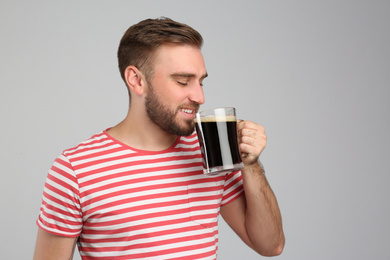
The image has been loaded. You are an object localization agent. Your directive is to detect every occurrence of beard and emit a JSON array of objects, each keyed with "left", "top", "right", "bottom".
[{"left": 145, "top": 83, "right": 199, "bottom": 136}]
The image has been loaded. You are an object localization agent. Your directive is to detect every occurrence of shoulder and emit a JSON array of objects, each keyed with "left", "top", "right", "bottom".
[{"left": 61, "top": 130, "right": 119, "bottom": 162}]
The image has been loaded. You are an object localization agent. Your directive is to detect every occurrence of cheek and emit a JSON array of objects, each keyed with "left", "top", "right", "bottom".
[
  {"left": 150, "top": 81, "right": 188, "bottom": 106},
  {"left": 165, "top": 90, "right": 187, "bottom": 105}
]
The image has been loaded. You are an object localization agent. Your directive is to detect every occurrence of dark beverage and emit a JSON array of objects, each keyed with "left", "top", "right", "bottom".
[{"left": 195, "top": 115, "right": 242, "bottom": 173}]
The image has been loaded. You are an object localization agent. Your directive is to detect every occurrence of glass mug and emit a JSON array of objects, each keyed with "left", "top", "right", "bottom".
[{"left": 194, "top": 107, "right": 244, "bottom": 175}]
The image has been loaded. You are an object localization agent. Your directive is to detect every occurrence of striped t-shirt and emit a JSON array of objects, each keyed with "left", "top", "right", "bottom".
[{"left": 37, "top": 130, "right": 243, "bottom": 260}]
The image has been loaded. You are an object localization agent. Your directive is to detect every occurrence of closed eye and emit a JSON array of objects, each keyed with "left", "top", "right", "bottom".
[
  {"left": 171, "top": 72, "right": 208, "bottom": 87},
  {"left": 177, "top": 81, "right": 188, "bottom": 86}
]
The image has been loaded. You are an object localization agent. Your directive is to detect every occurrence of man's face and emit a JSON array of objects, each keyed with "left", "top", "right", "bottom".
[{"left": 144, "top": 44, "right": 207, "bottom": 136}]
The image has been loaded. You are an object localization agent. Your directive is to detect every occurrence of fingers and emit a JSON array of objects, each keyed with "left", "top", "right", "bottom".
[{"left": 237, "top": 120, "right": 267, "bottom": 165}]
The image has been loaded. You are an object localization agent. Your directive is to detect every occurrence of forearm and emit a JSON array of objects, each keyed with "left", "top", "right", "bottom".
[{"left": 242, "top": 162, "right": 285, "bottom": 256}]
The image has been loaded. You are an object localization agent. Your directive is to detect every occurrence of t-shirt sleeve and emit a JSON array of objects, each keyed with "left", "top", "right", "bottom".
[
  {"left": 36, "top": 154, "right": 82, "bottom": 237},
  {"left": 221, "top": 170, "right": 244, "bottom": 206}
]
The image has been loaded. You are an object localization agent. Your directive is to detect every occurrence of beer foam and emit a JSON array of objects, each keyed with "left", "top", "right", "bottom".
[{"left": 194, "top": 115, "right": 237, "bottom": 123}]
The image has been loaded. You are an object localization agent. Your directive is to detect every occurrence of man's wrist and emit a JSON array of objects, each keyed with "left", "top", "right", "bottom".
[{"left": 243, "top": 160, "right": 265, "bottom": 176}]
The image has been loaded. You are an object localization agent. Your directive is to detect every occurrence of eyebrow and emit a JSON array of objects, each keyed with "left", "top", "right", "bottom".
[{"left": 170, "top": 72, "right": 208, "bottom": 80}]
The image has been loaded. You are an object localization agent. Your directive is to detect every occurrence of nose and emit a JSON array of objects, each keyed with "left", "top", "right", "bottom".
[{"left": 189, "top": 83, "right": 205, "bottom": 105}]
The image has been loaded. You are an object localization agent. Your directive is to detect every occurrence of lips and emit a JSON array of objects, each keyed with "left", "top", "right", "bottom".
[
  {"left": 180, "top": 108, "right": 195, "bottom": 114},
  {"left": 179, "top": 103, "right": 199, "bottom": 115}
]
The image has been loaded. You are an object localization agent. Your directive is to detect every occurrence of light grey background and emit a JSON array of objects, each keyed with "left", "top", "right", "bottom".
[{"left": 1, "top": 0, "right": 389, "bottom": 259}]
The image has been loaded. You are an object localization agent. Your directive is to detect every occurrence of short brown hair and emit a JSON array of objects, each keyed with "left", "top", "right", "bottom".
[{"left": 118, "top": 17, "right": 203, "bottom": 85}]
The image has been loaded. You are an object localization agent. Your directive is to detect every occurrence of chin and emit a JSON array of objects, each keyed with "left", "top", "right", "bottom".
[
  {"left": 173, "top": 125, "right": 195, "bottom": 136},
  {"left": 182, "top": 130, "right": 195, "bottom": 136},
  {"left": 172, "top": 119, "right": 195, "bottom": 136}
]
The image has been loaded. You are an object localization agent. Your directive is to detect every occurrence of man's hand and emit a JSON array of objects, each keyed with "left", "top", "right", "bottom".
[{"left": 237, "top": 120, "right": 267, "bottom": 166}]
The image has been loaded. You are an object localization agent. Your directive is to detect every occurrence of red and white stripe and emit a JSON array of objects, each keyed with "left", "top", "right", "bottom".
[{"left": 37, "top": 131, "right": 243, "bottom": 259}]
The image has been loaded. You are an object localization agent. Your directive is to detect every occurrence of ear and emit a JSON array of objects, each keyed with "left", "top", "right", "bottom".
[{"left": 124, "top": 66, "right": 146, "bottom": 96}]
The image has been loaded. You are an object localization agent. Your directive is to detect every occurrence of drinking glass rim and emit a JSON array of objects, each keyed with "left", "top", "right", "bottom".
[{"left": 196, "top": 107, "right": 236, "bottom": 115}]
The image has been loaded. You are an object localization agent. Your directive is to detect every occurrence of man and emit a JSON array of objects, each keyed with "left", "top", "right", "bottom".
[{"left": 34, "top": 17, "right": 285, "bottom": 259}]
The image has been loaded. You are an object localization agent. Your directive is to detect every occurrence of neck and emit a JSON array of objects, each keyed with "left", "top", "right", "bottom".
[{"left": 107, "top": 107, "right": 178, "bottom": 151}]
